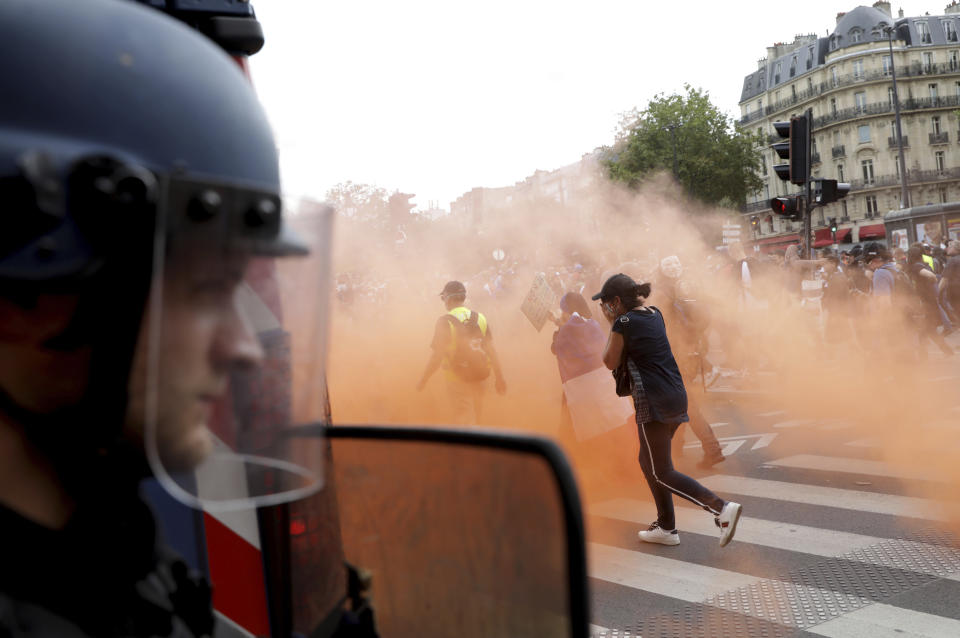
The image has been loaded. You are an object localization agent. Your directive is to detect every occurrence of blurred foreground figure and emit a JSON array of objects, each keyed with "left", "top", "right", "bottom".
[
  {"left": 0, "top": 1, "right": 328, "bottom": 635},
  {"left": 653, "top": 256, "right": 725, "bottom": 469},
  {"left": 595, "top": 274, "right": 742, "bottom": 548},
  {"left": 417, "top": 281, "right": 506, "bottom": 424}
]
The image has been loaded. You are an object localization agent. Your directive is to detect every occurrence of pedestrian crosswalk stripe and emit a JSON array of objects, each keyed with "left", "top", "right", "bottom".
[
  {"left": 698, "top": 474, "right": 947, "bottom": 521},
  {"left": 767, "top": 454, "right": 943, "bottom": 482},
  {"left": 757, "top": 411, "right": 786, "bottom": 417},
  {"left": 589, "top": 624, "right": 609, "bottom": 636},
  {"left": 588, "top": 542, "right": 760, "bottom": 602},
  {"left": 772, "top": 419, "right": 816, "bottom": 428},
  {"left": 590, "top": 498, "right": 887, "bottom": 557},
  {"left": 806, "top": 602, "right": 960, "bottom": 637}
]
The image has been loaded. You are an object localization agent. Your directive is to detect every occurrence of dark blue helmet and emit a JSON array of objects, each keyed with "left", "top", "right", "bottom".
[{"left": 0, "top": 0, "right": 303, "bottom": 289}]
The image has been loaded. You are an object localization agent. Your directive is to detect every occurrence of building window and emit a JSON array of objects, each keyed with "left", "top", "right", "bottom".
[
  {"left": 775, "top": 61, "right": 781, "bottom": 83},
  {"left": 923, "top": 51, "right": 934, "bottom": 72},
  {"left": 882, "top": 55, "right": 892, "bottom": 75},
  {"left": 830, "top": 66, "right": 839, "bottom": 87},
  {"left": 941, "top": 187, "right": 949, "bottom": 203},
  {"left": 858, "top": 125, "right": 871, "bottom": 143},
  {"left": 853, "top": 59, "right": 864, "bottom": 79},
  {"left": 757, "top": 99, "right": 762, "bottom": 113},
  {"left": 865, "top": 195, "right": 878, "bottom": 216},
  {"left": 951, "top": 50, "right": 960, "bottom": 70},
  {"left": 861, "top": 159, "right": 875, "bottom": 184},
  {"left": 850, "top": 28, "right": 863, "bottom": 43},
  {"left": 936, "top": 150, "right": 946, "bottom": 172},
  {"left": 807, "top": 77, "right": 813, "bottom": 93},
  {"left": 830, "top": 97, "right": 838, "bottom": 115},
  {"left": 929, "top": 83, "right": 939, "bottom": 99},
  {"left": 775, "top": 90, "right": 782, "bottom": 105},
  {"left": 837, "top": 164, "right": 845, "bottom": 182},
  {"left": 944, "top": 20, "right": 958, "bottom": 42},
  {"left": 791, "top": 84, "right": 797, "bottom": 99},
  {"left": 956, "top": 80, "right": 960, "bottom": 97},
  {"left": 841, "top": 200, "right": 849, "bottom": 220},
  {"left": 917, "top": 21, "right": 932, "bottom": 44},
  {"left": 933, "top": 115, "right": 942, "bottom": 134},
  {"left": 807, "top": 46, "right": 815, "bottom": 69},
  {"left": 790, "top": 55, "right": 797, "bottom": 78},
  {"left": 854, "top": 91, "right": 867, "bottom": 112},
  {"left": 829, "top": 35, "right": 839, "bottom": 51},
  {"left": 894, "top": 155, "right": 900, "bottom": 178},
  {"left": 888, "top": 87, "right": 896, "bottom": 105}
]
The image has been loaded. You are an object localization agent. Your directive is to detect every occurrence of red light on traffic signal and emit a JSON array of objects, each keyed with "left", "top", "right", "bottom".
[{"left": 290, "top": 519, "right": 307, "bottom": 536}]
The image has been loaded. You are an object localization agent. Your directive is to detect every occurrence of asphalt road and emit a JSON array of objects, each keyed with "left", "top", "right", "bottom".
[{"left": 587, "top": 338, "right": 960, "bottom": 638}]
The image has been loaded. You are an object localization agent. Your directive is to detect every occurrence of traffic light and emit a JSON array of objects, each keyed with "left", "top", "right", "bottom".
[
  {"left": 770, "top": 195, "right": 801, "bottom": 220},
  {"left": 817, "top": 179, "right": 850, "bottom": 205},
  {"left": 771, "top": 114, "right": 811, "bottom": 186},
  {"left": 828, "top": 217, "right": 838, "bottom": 233}
]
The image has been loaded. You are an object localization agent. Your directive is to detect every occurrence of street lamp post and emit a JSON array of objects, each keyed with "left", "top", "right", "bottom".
[{"left": 875, "top": 22, "right": 911, "bottom": 209}]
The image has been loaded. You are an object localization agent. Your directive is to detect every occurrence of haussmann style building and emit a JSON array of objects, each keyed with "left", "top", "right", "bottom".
[{"left": 739, "top": 1, "right": 960, "bottom": 253}]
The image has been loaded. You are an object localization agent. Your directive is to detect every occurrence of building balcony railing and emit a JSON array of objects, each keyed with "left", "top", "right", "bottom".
[
  {"left": 887, "top": 135, "right": 909, "bottom": 148},
  {"left": 930, "top": 131, "right": 950, "bottom": 145},
  {"left": 831, "top": 145, "right": 845, "bottom": 158},
  {"left": 743, "top": 200, "right": 771, "bottom": 213},
  {"left": 812, "top": 95, "right": 960, "bottom": 129},
  {"left": 811, "top": 152, "right": 821, "bottom": 164},
  {"left": 739, "top": 62, "right": 960, "bottom": 125},
  {"left": 846, "top": 166, "right": 960, "bottom": 191}
]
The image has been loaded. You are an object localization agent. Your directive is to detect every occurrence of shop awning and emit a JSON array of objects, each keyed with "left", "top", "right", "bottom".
[
  {"left": 835, "top": 228, "right": 851, "bottom": 242},
  {"left": 756, "top": 234, "right": 799, "bottom": 245},
  {"left": 813, "top": 229, "right": 833, "bottom": 247},
  {"left": 859, "top": 224, "right": 886, "bottom": 239}
]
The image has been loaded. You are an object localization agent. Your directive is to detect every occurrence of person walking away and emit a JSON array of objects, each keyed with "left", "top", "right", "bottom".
[
  {"left": 651, "top": 257, "right": 725, "bottom": 469},
  {"left": 550, "top": 292, "right": 609, "bottom": 442},
  {"left": 594, "top": 274, "right": 742, "bottom": 547},
  {"left": 906, "top": 245, "right": 954, "bottom": 358},
  {"left": 417, "top": 281, "right": 507, "bottom": 424},
  {"left": 821, "top": 256, "right": 856, "bottom": 352},
  {"left": 939, "top": 240, "right": 960, "bottom": 332}
]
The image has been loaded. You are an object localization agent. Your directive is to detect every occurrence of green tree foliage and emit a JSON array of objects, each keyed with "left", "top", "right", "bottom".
[
  {"left": 325, "top": 181, "right": 391, "bottom": 229},
  {"left": 605, "top": 85, "right": 764, "bottom": 209}
]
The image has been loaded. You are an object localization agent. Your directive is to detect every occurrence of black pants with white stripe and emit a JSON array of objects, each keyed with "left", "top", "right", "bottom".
[{"left": 637, "top": 420, "right": 726, "bottom": 531}]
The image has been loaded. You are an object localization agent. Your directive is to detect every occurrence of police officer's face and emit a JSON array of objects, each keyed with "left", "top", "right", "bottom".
[{"left": 126, "top": 247, "right": 264, "bottom": 471}]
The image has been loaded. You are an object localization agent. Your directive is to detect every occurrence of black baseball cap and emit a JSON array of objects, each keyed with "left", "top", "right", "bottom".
[
  {"left": 440, "top": 280, "right": 466, "bottom": 297},
  {"left": 592, "top": 273, "right": 647, "bottom": 301}
]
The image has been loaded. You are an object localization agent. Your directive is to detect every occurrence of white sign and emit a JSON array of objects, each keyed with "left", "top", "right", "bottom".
[
  {"left": 492, "top": 248, "right": 506, "bottom": 261},
  {"left": 722, "top": 230, "right": 742, "bottom": 237},
  {"left": 562, "top": 368, "right": 635, "bottom": 441},
  {"left": 520, "top": 273, "right": 558, "bottom": 332}
]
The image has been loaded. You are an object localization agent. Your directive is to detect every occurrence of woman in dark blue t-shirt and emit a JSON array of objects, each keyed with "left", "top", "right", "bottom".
[{"left": 594, "top": 274, "right": 742, "bottom": 548}]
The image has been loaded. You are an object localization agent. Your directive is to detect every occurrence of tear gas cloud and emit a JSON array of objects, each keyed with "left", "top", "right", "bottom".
[{"left": 315, "top": 171, "right": 960, "bottom": 534}]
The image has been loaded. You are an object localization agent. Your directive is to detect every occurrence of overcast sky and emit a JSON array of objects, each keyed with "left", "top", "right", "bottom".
[{"left": 250, "top": 1, "right": 937, "bottom": 210}]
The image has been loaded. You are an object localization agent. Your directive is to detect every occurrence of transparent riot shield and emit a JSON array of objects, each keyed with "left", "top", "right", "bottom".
[
  {"left": 139, "top": 175, "right": 332, "bottom": 511},
  {"left": 318, "top": 426, "right": 590, "bottom": 638}
]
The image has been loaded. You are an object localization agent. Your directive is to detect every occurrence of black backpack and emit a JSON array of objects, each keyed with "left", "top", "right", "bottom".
[
  {"left": 880, "top": 264, "right": 923, "bottom": 316},
  {"left": 444, "top": 311, "right": 491, "bottom": 382}
]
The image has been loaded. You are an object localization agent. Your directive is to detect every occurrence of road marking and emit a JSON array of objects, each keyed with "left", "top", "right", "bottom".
[
  {"left": 767, "top": 454, "right": 943, "bottom": 482},
  {"left": 698, "top": 474, "right": 947, "bottom": 521},
  {"left": 819, "top": 421, "right": 855, "bottom": 431},
  {"left": 589, "top": 542, "right": 760, "bottom": 602},
  {"left": 772, "top": 419, "right": 816, "bottom": 429},
  {"left": 757, "top": 410, "right": 786, "bottom": 417},
  {"left": 684, "top": 433, "right": 778, "bottom": 455},
  {"left": 807, "top": 603, "right": 960, "bottom": 638},
  {"left": 590, "top": 624, "right": 609, "bottom": 637},
  {"left": 591, "top": 498, "right": 886, "bottom": 557}
]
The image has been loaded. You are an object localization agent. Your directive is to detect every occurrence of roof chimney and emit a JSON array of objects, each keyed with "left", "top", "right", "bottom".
[
  {"left": 836, "top": 11, "right": 846, "bottom": 24},
  {"left": 873, "top": 1, "right": 892, "bottom": 17},
  {"left": 947, "top": 1, "right": 960, "bottom": 15},
  {"left": 899, "top": 7, "right": 905, "bottom": 17}
]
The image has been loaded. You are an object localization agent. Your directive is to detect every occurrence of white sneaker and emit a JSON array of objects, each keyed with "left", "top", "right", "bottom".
[
  {"left": 638, "top": 522, "right": 680, "bottom": 546},
  {"left": 715, "top": 502, "right": 742, "bottom": 547}
]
